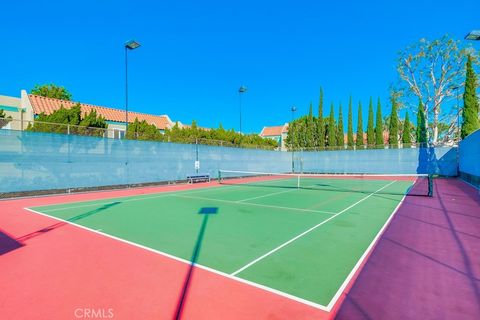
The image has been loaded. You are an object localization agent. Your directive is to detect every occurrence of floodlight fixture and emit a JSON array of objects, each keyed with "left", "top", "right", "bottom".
[
  {"left": 125, "top": 40, "right": 141, "bottom": 50},
  {"left": 465, "top": 30, "right": 480, "bottom": 40}
]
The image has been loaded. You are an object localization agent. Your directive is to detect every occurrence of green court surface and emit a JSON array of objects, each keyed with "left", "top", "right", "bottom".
[{"left": 29, "top": 176, "right": 416, "bottom": 308}]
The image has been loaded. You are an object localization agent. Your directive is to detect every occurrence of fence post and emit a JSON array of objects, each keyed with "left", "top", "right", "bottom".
[
  {"left": 67, "top": 124, "right": 70, "bottom": 135},
  {"left": 195, "top": 138, "right": 199, "bottom": 174}
]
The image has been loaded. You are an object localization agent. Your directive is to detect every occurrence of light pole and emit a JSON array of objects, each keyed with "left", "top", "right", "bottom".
[
  {"left": 465, "top": 30, "right": 480, "bottom": 40},
  {"left": 238, "top": 86, "right": 247, "bottom": 133},
  {"left": 290, "top": 106, "right": 297, "bottom": 173},
  {"left": 124, "top": 40, "right": 141, "bottom": 136},
  {"left": 291, "top": 105, "right": 297, "bottom": 122}
]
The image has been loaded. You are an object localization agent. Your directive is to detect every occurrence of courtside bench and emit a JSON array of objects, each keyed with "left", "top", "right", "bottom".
[{"left": 187, "top": 173, "right": 210, "bottom": 183}]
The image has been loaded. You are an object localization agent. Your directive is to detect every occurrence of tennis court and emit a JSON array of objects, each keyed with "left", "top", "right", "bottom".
[{"left": 25, "top": 171, "right": 431, "bottom": 311}]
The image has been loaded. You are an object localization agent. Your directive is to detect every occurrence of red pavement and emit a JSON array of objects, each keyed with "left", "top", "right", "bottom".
[
  {"left": 3, "top": 179, "right": 477, "bottom": 319},
  {"left": 336, "top": 178, "right": 480, "bottom": 320},
  {"left": 0, "top": 183, "right": 329, "bottom": 320}
]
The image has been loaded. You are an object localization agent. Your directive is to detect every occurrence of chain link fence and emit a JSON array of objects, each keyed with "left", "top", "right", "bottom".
[{"left": 0, "top": 119, "right": 459, "bottom": 196}]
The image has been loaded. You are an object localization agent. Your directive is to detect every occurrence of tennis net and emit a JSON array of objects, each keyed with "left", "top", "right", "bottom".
[{"left": 218, "top": 170, "right": 433, "bottom": 197}]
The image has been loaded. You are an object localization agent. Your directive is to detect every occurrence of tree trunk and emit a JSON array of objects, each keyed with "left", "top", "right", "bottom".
[
  {"left": 432, "top": 99, "right": 439, "bottom": 144},
  {"left": 424, "top": 104, "right": 430, "bottom": 143}
]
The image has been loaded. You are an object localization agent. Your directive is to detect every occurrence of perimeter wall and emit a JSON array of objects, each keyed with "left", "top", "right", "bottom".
[
  {"left": 459, "top": 129, "right": 480, "bottom": 188},
  {"left": 0, "top": 129, "right": 459, "bottom": 193},
  {"left": 296, "top": 147, "right": 457, "bottom": 176}
]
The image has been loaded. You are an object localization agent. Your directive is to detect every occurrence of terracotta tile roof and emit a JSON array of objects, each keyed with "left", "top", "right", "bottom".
[
  {"left": 28, "top": 95, "right": 172, "bottom": 130},
  {"left": 260, "top": 124, "right": 288, "bottom": 137}
]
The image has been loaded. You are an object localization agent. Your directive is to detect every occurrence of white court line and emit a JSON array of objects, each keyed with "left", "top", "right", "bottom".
[
  {"left": 39, "top": 177, "right": 298, "bottom": 213},
  {"left": 22, "top": 207, "right": 330, "bottom": 312},
  {"left": 230, "top": 180, "right": 397, "bottom": 276},
  {"left": 38, "top": 185, "right": 245, "bottom": 212},
  {"left": 236, "top": 188, "right": 298, "bottom": 202},
  {"left": 173, "top": 194, "right": 336, "bottom": 215},
  {"left": 326, "top": 186, "right": 409, "bottom": 310},
  {"left": 23, "top": 178, "right": 407, "bottom": 312}
]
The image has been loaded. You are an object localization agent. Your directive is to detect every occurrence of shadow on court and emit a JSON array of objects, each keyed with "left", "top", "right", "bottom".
[
  {"left": 335, "top": 179, "right": 480, "bottom": 320},
  {"left": 174, "top": 207, "right": 218, "bottom": 320},
  {"left": 222, "top": 180, "right": 431, "bottom": 197},
  {"left": 17, "top": 202, "right": 120, "bottom": 242},
  {"left": 0, "top": 229, "right": 24, "bottom": 255}
]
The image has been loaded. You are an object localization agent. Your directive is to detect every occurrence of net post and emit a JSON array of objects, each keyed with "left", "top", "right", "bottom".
[
  {"left": 297, "top": 174, "right": 300, "bottom": 189},
  {"left": 428, "top": 174, "right": 434, "bottom": 197},
  {"left": 218, "top": 170, "right": 222, "bottom": 184}
]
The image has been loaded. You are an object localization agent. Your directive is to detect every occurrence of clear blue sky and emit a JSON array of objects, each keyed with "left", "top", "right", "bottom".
[{"left": 2, "top": 0, "right": 478, "bottom": 133}]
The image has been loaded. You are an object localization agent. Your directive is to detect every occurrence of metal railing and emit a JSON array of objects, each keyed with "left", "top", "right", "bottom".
[
  {"left": 286, "top": 141, "right": 457, "bottom": 152},
  {"left": 0, "top": 119, "right": 279, "bottom": 150},
  {"left": 0, "top": 119, "right": 458, "bottom": 152}
]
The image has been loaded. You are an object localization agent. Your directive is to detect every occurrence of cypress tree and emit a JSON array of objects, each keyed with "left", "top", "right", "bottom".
[
  {"left": 347, "top": 96, "right": 354, "bottom": 148},
  {"left": 388, "top": 95, "right": 399, "bottom": 147},
  {"left": 328, "top": 103, "right": 337, "bottom": 147},
  {"left": 402, "top": 111, "right": 412, "bottom": 145},
  {"left": 356, "top": 102, "right": 364, "bottom": 147},
  {"left": 375, "top": 98, "right": 384, "bottom": 148},
  {"left": 367, "top": 97, "right": 375, "bottom": 148},
  {"left": 461, "top": 55, "right": 480, "bottom": 139},
  {"left": 416, "top": 100, "right": 427, "bottom": 145},
  {"left": 317, "top": 88, "right": 325, "bottom": 148},
  {"left": 336, "top": 103, "right": 344, "bottom": 147},
  {"left": 305, "top": 102, "right": 315, "bottom": 148}
]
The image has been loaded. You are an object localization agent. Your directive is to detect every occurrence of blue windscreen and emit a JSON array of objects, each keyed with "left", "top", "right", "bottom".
[
  {"left": 459, "top": 129, "right": 480, "bottom": 180},
  {"left": 0, "top": 129, "right": 458, "bottom": 193}
]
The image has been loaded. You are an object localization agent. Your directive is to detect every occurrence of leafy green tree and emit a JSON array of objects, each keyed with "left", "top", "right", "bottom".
[
  {"left": 163, "top": 120, "right": 278, "bottom": 149},
  {"left": 366, "top": 97, "right": 375, "bottom": 148},
  {"left": 79, "top": 110, "right": 107, "bottom": 133},
  {"left": 0, "top": 109, "right": 12, "bottom": 128},
  {"left": 281, "top": 119, "right": 299, "bottom": 149},
  {"left": 461, "top": 55, "right": 480, "bottom": 139},
  {"left": 356, "top": 102, "right": 364, "bottom": 147},
  {"left": 285, "top": 121, "right": 297, "bottom": 150},
  {"left": 336, "top": 103, "right": 344, "bottom": 147},
  {"left": 347, "top": 97, "right": 354, "bottom": 148},
  {"left": 31, "top": 84, "right": 72, "bottom": 101},
  {"left": 416, "top": 100, "right": 428, "bottom": 145},
  {"left": 42, "top": 103, "right": 81, "bottom": 125},
  {"left": 28, "top": 103, "right": 107, "bottom": 136},
  {"left": 286, "top": 116, "right": 310, "bottom": 150},
  {"left": 305, "top": 102, "right": 315, "bottom": 148},
  {"left": 397, "top": 35, "right": 476, "bottom": 143},
  {"left": 375, "top": 98, "right": 384, "bottom": 148},
  {"left": 317, "top": 88, "right": 325, "bottom": 148},
  {"left": 127, "top": 118, "right": 163, "bottom": 141},
  {"left": 402, "top": 112, "right": 412, "bottom": 145},
  {"left": 327, "top": 103, "right": 336, "bottom": 147},
  {"left": 388, "top": 95, "right": 399, "bottom": 147},
  {"left": 427, "top": 121, "right": 450, "bottom": 143},
  {"left": 295, "top": 117, "right": 307, "bottom": 148}
]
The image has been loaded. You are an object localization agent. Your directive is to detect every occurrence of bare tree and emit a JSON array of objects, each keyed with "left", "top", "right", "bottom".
[{"left": 396, "top": 35, "right": 475, "bottom": 144}]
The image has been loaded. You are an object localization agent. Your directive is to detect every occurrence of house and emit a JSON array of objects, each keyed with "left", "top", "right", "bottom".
[
  {"left": 259, "top": 123, "right": 289, "bottom": 150},
  {"left": 0, "top": 90, "right": 187, "bottom": 138},
  {"left": 0, "top": 94, "right": 23, "bottom": 130}
]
